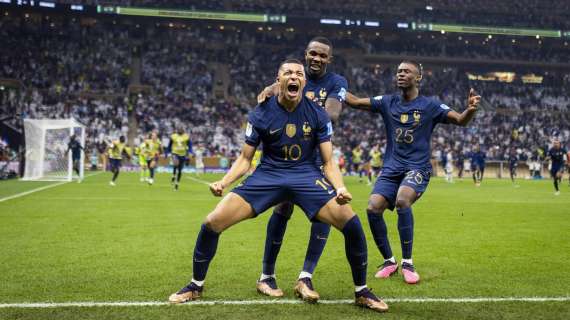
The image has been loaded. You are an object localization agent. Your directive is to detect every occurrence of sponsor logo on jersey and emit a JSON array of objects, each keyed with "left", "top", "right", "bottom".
[{"left": 400, "top": 113, "right": 409, "bottom": 123}]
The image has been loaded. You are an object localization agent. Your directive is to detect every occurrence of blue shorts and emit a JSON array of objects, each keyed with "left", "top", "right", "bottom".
[
  {"left": 232, "top": 166, "right": 336, "bottom": 220},
  {"left": 551, "top": 165, "right": 563, "bottom": 177},
  {"left": 110, "top": 158, "right": 122, "bottom": 170},
  {"left": 173, "top": 154, "right": 187, "bottom": 164},
  {"left": 371, "top": 167, "right": 431, "bottom": 210}
]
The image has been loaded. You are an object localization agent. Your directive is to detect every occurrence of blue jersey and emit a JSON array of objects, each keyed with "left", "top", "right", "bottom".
[
  {"left": 370, "top": 94, "right": 451, "bottom": 170},
  {"left": 67, "top": 140, "right": 83, "bottom": 159},
  {"left": 548, "top": 147, "right": 566, "bottom": 167},
  {"left": 509, "top": 154, "right": 518, "bottom": 168},
  {"left": 470, "top": 151, "right": 486, "bottom": 167},
  {"left": 245, "top": 96, "right": 333, "bottom": 169},
  {"left": 304, "top": 71, "right": 348, "bottom": 107}
]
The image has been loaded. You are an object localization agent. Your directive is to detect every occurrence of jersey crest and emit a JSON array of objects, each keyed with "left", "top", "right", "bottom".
[
  {"left": 302, "top": 122, "right": 312, "bottom": 139},
  {"left": 286, "top": 124, "right": 297, "bottom": 138},
  {"left": 413, "top": 110, "right": 421, "bottom": 122},
  {"left": 400, "top": 113, "right": 409, "bottom": 124},
  {"left": 305, "top": 91, "right": 315, "bottom": 100}
]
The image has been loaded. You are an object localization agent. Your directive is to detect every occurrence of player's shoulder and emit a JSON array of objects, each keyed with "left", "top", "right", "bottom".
[
  {"left": 423, "top": 95, "right": 450, "bottom": 110},
  {"left": 248, "top": 97, "right": 278, "bottom": 126},
  {"left": 326, "top": 71, "right": 348, "bottom": 84},
  {"left": 302, "top": 96, "right": 329, "bottom": 120}
]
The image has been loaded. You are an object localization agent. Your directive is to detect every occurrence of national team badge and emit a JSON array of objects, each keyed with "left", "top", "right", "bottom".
[
  {"left": 306, "top": 91, "right": 315, "bottom": 100},
  {"left": 400, "top": 113, "right": 409, "bottom": 123},
  {"left": 413, "top": 111, "right": 421, "bottom": 122},
  {"left": 319, "top": 88, "right": 327, "bottom": 98},
  {"left": 303, "top": 122, "right": 312, "bottom": 138},
  {"left": 286, "top": 124, "right": 297, "bottom": 138}
]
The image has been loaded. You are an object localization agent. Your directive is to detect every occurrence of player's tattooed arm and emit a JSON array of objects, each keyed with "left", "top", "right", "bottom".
[
  {"left": 325, "top": 98, "right": 342, "bottom": 122},
  {"left": 319, "top": 141, "right": 352, "bottom": 204},
  {"left": 446, "top": 88, "right": 481, "bottom": 126},
  {"left": 210, "top": 143, "right": 256, "bottom": 196},
  {"left": 344, "top": 92, "right": 372, "bottom": 111},
  {"left": 256, "top": 82, "right": 279, "bottom": 104}
]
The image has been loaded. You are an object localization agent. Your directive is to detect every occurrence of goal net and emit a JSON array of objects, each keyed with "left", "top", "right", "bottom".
[{"left": 22, "top": 119, "right": 86, "bottom": 182}]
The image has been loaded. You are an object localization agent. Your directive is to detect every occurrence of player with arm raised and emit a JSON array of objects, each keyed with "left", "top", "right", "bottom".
[
  {"left": 255, "top": 37, "right": 348, "bottom": 300},
  {"left": 345, "top": 60, "right": 481, "bottom": 284},
  {"left": 65, "top": 134, "right": 84, "bottom": 182},
  {"left": 168, "top": 60, "right": 387, "bottom": 312}
]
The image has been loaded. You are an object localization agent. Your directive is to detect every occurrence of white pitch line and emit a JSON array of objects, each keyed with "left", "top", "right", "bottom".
[
  {"left": 0, "top": 182, "right": 68, "bottom": 203},
  {"left": 0, "top": 172, "right": 102, "bottom": 203},
  {"left": 187, "top": 175, "right": 213, "bottom": 185},
  {"left": 1, "top": 297, "right": 569, "bottom": 308}
]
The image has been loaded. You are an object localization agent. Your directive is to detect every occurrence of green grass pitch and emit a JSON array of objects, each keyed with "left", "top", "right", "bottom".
[{"left": 0, "top": 172, "right": 569, "bottom": 319}]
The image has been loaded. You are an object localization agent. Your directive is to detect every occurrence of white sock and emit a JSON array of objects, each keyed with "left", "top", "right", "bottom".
[
  {"left": 191, "top": 278, "right": 205, "bottom": 287},
  {"left": 298, "top": 271, "right": 312, "bottom": 279},
  {"left": 385, "top": 256, "right": 396, "bottom": 263},
  {"left": 401, "top": 258, "right": 413, "bottom": 265},
  {"left": 355, "top": 285, "right": 368, "bottom": 293},
  {"left": 260, "top": 273, "right": 275, "bottom": 281}
]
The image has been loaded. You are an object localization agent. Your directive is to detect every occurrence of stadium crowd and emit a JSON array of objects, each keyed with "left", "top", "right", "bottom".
[{"left": 1, "top": 13, "right": 569, "bottom": 166}]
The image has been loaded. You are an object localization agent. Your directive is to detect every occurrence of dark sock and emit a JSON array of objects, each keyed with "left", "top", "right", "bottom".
[
  {"left": 177, "top": 167, "right": 182, "bottom": 183},
  {"left": 193, "top": 224, "right": 220, "bottom": 281},
  {"left": 473, "top": 173, "right": 477, "bottom": 183},
  {"left": 554, "top": 178, "right": 559, "bottom": 191},
  {"left": 150, "top": 167, "right": 155, "bottom": 178},
  {"left": 302, "top": 222, "right": 330, "bottom": 274},
  {"left": 262, "top": 212, "right": 290, "bottom": 275},
  {"left": 341, "top": 215, "right": 368, "bottom": 287},
  {"left": 112, "top": 170, "right": 119, "bottom": 182},
  {"left": 396, "top": 207, "right": 414, "bottom": 260},
  {"left": 366, "top": 209, "right": 393, "bottom": 259}
]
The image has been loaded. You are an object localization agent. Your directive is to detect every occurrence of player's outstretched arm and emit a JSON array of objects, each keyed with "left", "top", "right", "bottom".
[
  {"left": 210, "top": 143, "right": 256, "bottom": 197},
  {"left": 344, "top": 92, "right": 372, "bottom": 111},
  {"left": 446, "top": 88, "right": 481, "bottom": 126},
  {"left": 319, "top": 141, "right": 352, "bottom": 204},
  {"left": 256, "top": 82, "right": 279, "bottom": 104}
]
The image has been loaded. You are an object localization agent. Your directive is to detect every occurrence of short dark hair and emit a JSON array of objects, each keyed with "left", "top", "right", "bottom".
[
  {"left": 307, "top": 36, "right": 333, "bottom": 54},
  {"left": 401, "top": 60, "right": 423, "bottom": 76},
  {"left": 279, "top": 58, "right": 304, "bottom": 70}
]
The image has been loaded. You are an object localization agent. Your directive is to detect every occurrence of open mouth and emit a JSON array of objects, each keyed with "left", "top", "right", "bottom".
[
  {"left": 310, "top": 63, "right": 321, "bottom": 72},
  {"left": 287, "top": 83, "right": 300, "bottom": 94}
]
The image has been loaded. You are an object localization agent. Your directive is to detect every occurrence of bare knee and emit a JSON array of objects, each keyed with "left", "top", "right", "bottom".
[
  {"left": 395, "top": 198, "right": 412, "bottom": 210},
  {"left": 367, "top": 197, "right": 389, "bottom": 214},
  {"left": 204, "top": 215, "right": 224, "bottom": 233}
]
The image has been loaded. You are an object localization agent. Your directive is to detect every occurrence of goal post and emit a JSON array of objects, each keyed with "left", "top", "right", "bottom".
[{"left": 22, "top": 119, "right": 86, "bottom": 182}]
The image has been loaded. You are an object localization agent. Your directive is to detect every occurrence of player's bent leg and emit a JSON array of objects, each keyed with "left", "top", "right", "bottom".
[
  {"left": 316, "top": 200, "right": 388, "bottom": 312},
  {"left": 302, "top": 222, "right": 331, "bottom": 274},
  {"left": 395, "top": 186, "right": 420, "bottom": 284},
  {"left": 367, "top": 194, "right": 398, "bottom": 278},
  {"left": 260, "top": 202, "right": 293, "bottom": 274},
  {"left": 257, "top": 202, "right": 294, "bottom": 298},
  {"left": 169, "top": 193, "right": 255, "bottom": 304}
]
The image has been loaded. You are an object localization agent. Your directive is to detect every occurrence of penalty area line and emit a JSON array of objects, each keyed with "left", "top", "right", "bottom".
[
  {"left": 0, "top": 172, "right": 103, "bottom": 203},
  {"left": 1, "top": 297, "right": 569, "bottom": 308}
]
